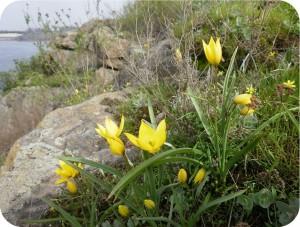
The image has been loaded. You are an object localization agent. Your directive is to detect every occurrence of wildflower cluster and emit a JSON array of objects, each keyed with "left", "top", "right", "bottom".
[{"left": 49, "top": 35, "right": 298, "bottom": 226}]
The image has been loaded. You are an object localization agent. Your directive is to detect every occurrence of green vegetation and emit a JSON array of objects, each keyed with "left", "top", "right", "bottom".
[{"left": 16, "top": 1, "right": 300, "bottom": 226}]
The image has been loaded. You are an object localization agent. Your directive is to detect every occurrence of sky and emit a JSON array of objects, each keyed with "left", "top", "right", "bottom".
[{"left": 0, "top": 0, "right": 131, "bottom": 31}]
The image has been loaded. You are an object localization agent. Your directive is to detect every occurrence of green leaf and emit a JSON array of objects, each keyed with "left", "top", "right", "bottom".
[
  {"left": 226, "top": 137, "right": 260, "bottom": 171},
  {"left": 42, "top": 198, "right": 82, "bottom": 227},
  {"left": 241, "top": 107, "right": 299, "bottom": 147},
  {"left": 256, "top": 188, "right": 275, "bottom": 209},
  {"left": 188, "top": 190, "right": 246, "bottom": 226},
  {"left": 283, "top": 105, "right": 300, "bottom": 133},
  {"left": 222, "top": 47, "right": 238, "bottom": 100},
  {"left": 187, "top": 88, "right": 216, "bottom": 149},
  {"left": 22, "top": 217, "right": 63, "bottom": 225},
  {"left": 237, "top": 195, "right": 253, "bottom": 214},
  {"left": 135, "top": 216, "right": 181, "bottom": 227},
  {"left": 108, "top": 148, "right": 198, "bottom": 199},
  {"left": 59, "top": 156, "right": 122, "bottom": 177}
]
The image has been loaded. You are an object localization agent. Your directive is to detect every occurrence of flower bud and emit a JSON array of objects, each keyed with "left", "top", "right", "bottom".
[
  {"left": 194, "top": 168, "right": 206, "bottom": 184},
  {"left": 177, "top": 168, "right": 188, "bottom": 184},
  {"left": 118, "top": 205, "right": 129, "bottom": 217},
  {"left": 144, "top": 199, "right": 155, "bottom": 209},
  {"left": 233, "top": 94, "right": 252, "bottom": 105}
]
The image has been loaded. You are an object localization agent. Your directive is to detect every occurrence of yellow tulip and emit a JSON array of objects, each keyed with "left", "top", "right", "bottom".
[
  {"left": 240, "top": 106, "right": 255, "bottom": 116},
  {"left": 118, "top": 205, "right": 129, "bottom": 217},
  {"left": 125, "top": 119, "right": 167, "bottom": 154},
  {"left": 54, "top": 160, "right": 79, "bottom": 179},
  {"left": 202, "top": 37, "right": 222, "bottom": 65},
  {"left": 233, "top": 94, "right": 252, "bottom": 105},
  {"left": 283, "top": 80, "right": 296, "bottom": 89},
  {"left": 144, "top": 199, "right": 156, "bottom": 209},
  {"left": 177, "top": 168, "right": 188, "bottom": 184},
  {"left": 106, "top": 137, "right": 125, "bottom": 156},
  {"left": 194, "top": 168, "right": 206, "bottom": 184},
  {"left": 96, "top": 116, "right": 125, "bottom": 156},
  {"left": 96, "top": 115, "right": 124, "bottom": 139},
  {"left": 66, "top": 179, "right": 77, "bottom": 193}
]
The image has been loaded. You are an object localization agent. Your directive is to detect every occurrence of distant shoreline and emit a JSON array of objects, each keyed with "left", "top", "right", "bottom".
[{"left": 0, "top": 33, "right": 23, "bottom": 41}]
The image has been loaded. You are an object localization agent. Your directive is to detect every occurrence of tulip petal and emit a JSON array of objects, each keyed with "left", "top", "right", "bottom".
[
  {"left": 117, "top": 115, "right": 125, "bottom": 137},
  {"left": 55, "top": 177, "right": 67, "bottom": 185},
  {"left": 153, "top": 119, "right": 166, "bottom": 149},
  {"left": 203, "top": 39, "right": 214, "bottom": 65},
  {"left": 95, "top": 124, "right": 107, "bottom": 138},
  {"left": 215, "top": 38, "right": 222, "bottom": 64},
  {"left": 107, "top": 137, "right": 125, "bottom": 156},
  {"left": 59, "top": 160, "right": 66, "bottom": 168},
  {"left": 66, "top": 179, "right": 77, "bottom": 193},
  {"left": 139, "top": 120, "right": 155, "bottom": 139},
  {"left": 105, "top": 118, "right": 119, "bottom": 137},
  {"left": 125, "top": 133, "right": 140, "bottom": 147}
]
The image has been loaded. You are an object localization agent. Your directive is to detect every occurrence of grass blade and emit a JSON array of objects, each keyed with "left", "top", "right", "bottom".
[
  {"left": 189, "top": 190, "right": 246, "bottom": 226},
  {"left": 187, "top": 87, "right": 215, "bottom": 147},
  {"left": 108, "top": 148, "right": 198, "bottom": 199},
  {"left": 222, "top": 47, "right": 238, "bottom": 100},
  {"left": 59, "top": 156, "right": 122, "bottom": 177},
  {"left": 42, "top": 198, "right": 82, "bottom": 227},
  {"left": 135, "top": 216, "right": 181, "bottom": 227}
]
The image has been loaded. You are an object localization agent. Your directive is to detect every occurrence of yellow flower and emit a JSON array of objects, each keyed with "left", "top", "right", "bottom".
[
  {"left": 240, "top": 106, "right": 255, "bottom": 116},
  {"left": 66, "top": 179, "right": 77, "bottom": 193},
  {"left": 194, "top": 168, "right": 206, "bottom": 184},
  {"left": 96, "top": 116, "right": 125, "bottom": 156},
  {"left": 54, "top": 161, "right": 82, "bottom": 193},
  {"left": 283, "top": 80, "right": 296, "bottom": 89},
  {"left": 55, "top": 178, "right": 77, "bottom": 193},
  {"left": 54, "top": 160, "right": 79, "bottom": 179},
  {"left": 202, "top": 37, "right": 222, "bottom": 65},
  {"left": 177, "top": 168, "right": 188, "bottom": 184},
  {"left": 106, "top": 137, "right": 125, "bottom": 156},
  {"left": 233, "top": 94, "right": 252, "bottom": 105},
  {"left": 118, "top": 205, "right": 129, "bottom": 217},
  {"left": 175, "top": 48, "right": 182, "bottom": 62},
  {"left": 246, "top": 85, "right": 256, "bottom": 95},
  {"left": 125, "top": 119, "right": 167, "bottom": 154},
  {"left": 96, "top": 116, "right": 124, "bottom": 139},
  {"left": 144, "top": 199, "right": 156, "bottom": 209}
]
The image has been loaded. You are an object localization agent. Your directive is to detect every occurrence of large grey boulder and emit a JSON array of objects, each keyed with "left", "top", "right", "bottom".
[
  {"left": 0, "top": 91, "right": 130, "bottom": 225},
  {"left": 0, "top": 87, "right": 63, "bottom": 157}
]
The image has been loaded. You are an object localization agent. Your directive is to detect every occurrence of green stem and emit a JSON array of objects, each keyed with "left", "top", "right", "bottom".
[{"left": 147, "top": 97, "right": 157, "bottom": 127}]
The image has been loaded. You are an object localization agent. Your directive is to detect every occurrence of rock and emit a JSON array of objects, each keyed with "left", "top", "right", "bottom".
[
  {"left": 0, "top": 91, "right": 131, "bottom": 225},
  {"left": 145, "top": 39, "right": 178, "bottom": 77},
  {"left": 96, "top": 67, "right": 118, "bottom": 87},
  {"left": 51, "top": 22, "right": 130, "bottom": 70},
  {"left": 49, "top": 49, "right": 100, "bottom": 72},
  {"left": 86, "top": 24, "right": 130, "bottom": 69},
  {"left": 54, "top": 31, "right": 78, "bottom": 50},
  {"left": 0, "top": 86, "right": 63, "bottom": 157}
]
